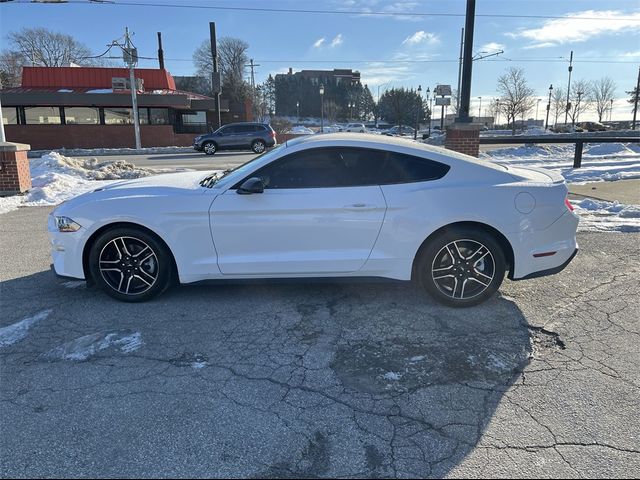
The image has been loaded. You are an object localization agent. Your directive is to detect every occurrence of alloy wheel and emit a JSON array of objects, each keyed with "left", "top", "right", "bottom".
[
  {"left": 99, "top": 236, "right": 159, "bottom": 295},
  {"left": 252, "top": 141, "right": 266, "bottom": 153},
  {"left": 204, "top": 143, "right": 216, "bottom": 154},
  {"left": 430, "top": 239, "right": 495, "bottom": 300}
]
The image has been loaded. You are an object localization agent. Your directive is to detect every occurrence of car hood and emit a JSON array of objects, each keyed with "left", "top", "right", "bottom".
[{"left": 98, "top": 171, "right": 207, "bottom": 192}]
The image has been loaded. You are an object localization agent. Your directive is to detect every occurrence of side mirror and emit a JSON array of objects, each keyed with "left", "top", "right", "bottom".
[{"left": 237, "top": 177, "right": 264, "bottom": 195}]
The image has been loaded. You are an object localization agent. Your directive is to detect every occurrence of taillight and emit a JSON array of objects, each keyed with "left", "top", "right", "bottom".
[
  {"left": 565, "top": 197, "right": 574, "bottom": 212},
  {"left": 270, "top": 130, "right": 276, "bottom": 138}
]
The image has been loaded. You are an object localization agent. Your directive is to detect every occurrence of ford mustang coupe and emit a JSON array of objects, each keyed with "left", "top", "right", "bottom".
[{"left": 49, "top": 134, "right": 578, "bottom": 307}]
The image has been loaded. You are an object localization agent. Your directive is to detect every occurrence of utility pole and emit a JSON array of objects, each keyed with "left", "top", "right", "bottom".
[
  {"left": 564, "top": 50, "right": 573, "bottom": 126},
  {"left": 457, "top": 0, "right": 476, "bottom": 123},
  {"left": 124, "top": 27, "right": 141, "bottom": 150},
  {"left": 478, "top": 96, "right": 482, "bottom": 118},
  {"left": 456, "top": 27, "right": 464, "bottom": 113},
  {"left": 209, "top": 22, "right": 222, "bottom": 129},
  {"left": 0, "top": 95, "right": 6, "bottom": 142},
  {"left": 246, "top": 59, "right": 260, "bottom": 90},
  {"left": 633, "top": 66, "right": 640, "bottom": 130},
  {"left": 535, "top": 98, "right": 541, "bottom": 121}
]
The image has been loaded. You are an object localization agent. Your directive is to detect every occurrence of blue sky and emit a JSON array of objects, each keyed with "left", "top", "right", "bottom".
[{"left": 2, "top": 0, "right": 639, "bottom": 120}]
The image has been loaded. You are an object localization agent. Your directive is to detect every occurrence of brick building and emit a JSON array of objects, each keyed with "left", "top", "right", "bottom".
[{"left": 0, "top": 66, "right": 239, "bottom": 150}]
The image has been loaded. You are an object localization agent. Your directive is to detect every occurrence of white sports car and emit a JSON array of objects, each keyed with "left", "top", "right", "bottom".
[{"left": 49, "top": 134, "right": 579, "bottom": 307}]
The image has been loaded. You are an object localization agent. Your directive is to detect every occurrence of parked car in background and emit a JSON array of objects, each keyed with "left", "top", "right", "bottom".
[
  {"left": 384, "top": 125, "right": 416, "bottom": 137},
  {"left": 551, "top": 124, "right": 584, "bottom": 133},
  {"left": 287, "top": 125, "right": 315, "bottom": 135},
  {"left": 343, "top": 123, "right": 367, "bottom": 133},
  {"left": 579, "top": 121, "right": 608, "bottom": 132},
  {"left": 194, "top": 122, "right": 277, "bottom": 155}
]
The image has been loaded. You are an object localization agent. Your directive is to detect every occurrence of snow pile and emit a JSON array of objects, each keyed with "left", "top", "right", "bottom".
[
  {"left": 0, "top": 152, "right": 153, "bottom": 214},
  {"left": 483, "top": 142, "right": 640, "bottom": 183},
  {"left": 572, "top": 199, "right": 640, "bottom": 233},
  {"left": 28, "top": 146, "right": 193, "bottom": 158}
]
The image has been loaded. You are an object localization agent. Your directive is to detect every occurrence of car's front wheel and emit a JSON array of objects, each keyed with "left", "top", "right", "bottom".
[
  {"left": 416, "top": 227, "right": 506, "bottom": 307},
  {"left": 203, "top": 141, "right": 217, "bottom": 155},
  {"left": 251, "top": 139, "right": 266, "bottom": 153},
  {"left": 89, "top": 227, "right": 174, "bottom": 302}
]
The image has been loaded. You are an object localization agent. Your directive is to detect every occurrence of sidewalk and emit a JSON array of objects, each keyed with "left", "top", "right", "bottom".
[{"left": 569, "top": 178, "right": 640, "bottom": 205}]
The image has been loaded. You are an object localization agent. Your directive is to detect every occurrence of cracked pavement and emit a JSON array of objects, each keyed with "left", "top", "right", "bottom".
[{"left": 1, "top": 206, "right": 639, "bottom": 478}]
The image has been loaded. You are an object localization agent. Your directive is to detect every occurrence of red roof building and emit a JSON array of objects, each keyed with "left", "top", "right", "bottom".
[{"left": 1, "top": 66, "right": 236, "bottom": 149}]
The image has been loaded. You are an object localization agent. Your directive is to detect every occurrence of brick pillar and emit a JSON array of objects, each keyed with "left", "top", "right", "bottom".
[
  {"left": 0, "top": 142, "right": 32, "bottom": 196},
  {"left": 445, "top": 123, "right": 481, "bottom": 157}
]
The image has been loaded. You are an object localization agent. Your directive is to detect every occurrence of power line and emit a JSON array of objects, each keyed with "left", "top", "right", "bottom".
[{"left": 9, "top": 0, "right": 640, "bottom": 22}]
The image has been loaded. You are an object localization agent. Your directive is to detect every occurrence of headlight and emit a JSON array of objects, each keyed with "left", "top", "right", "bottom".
[{"left": 55, "top": 216, "right": 82, "bottom": 232}]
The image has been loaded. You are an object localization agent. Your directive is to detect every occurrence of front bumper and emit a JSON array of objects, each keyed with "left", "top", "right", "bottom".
[{"left": 48, "top": 214, "right": 86, "bottom": 280}]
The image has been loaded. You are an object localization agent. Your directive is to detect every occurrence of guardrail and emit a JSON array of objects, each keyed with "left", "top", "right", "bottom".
[{"left": 479, "top": 134, "right": 640, "bottom": 168}]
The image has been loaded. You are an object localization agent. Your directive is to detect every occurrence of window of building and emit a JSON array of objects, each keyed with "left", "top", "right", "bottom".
[
  {"left": 181, "top": 111, "right": 207, "bottom": 124},
  {"left": 1, "top": 107, "right": 18, "bottom": 125},
  {"left": 63, "top": 107, "right": 99, "bottom": 125},
  {"left": 104, "top": 108, "right": 134, "bottom": 125},
  {"left": 138, "top": 108, "right": 149, "bottom": 125},
  {"left": 149, "top": 108, "right": 170, "bottom": 125},
  {"left": 24, "top": 107, "right": 61, "bottom": 125}
]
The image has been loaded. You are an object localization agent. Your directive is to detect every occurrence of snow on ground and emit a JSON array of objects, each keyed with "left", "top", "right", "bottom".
[
  {"left": 0, "top": 310, "right": 52, "bottom": 348},
  {"left": 482, "top": 142, "right": 640, "bottom": 184},
  {"left": 572, "top": 198, "right": 640, "bottom": 233},
  {"left": 0, "top": 152, "right": 154, "bottom": 215},
  {"left": 42, "top": 331, "right": 143, "bottom": 361},
  {"left": 28, "top": 146, "right": 193, "bottom": 158}
]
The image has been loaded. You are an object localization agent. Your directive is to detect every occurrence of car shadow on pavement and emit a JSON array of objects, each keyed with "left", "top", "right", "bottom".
[{"left": 1, "top": 271, "right": 535, "bottom": 478}]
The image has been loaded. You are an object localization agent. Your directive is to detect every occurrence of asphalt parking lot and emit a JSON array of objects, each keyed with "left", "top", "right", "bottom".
[{"left": 1, "top": 206, "right": 639, "bottom": 478}]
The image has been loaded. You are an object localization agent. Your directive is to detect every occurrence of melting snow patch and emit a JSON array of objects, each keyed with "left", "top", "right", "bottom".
[
  {"left": 383, "top": 371, "right": 402, "bottom": 381},
  {"left": 0, "top": 310, "right": 52, "bottom": 347},
  {"left": 43, "top": 331, "right": 143, "bottom": 361},
  {"left": 409, "top": 355, "right": 426, "bottom": 363},
  {"left": 572, "top": 198, "right": 640, "bottom": 232}
]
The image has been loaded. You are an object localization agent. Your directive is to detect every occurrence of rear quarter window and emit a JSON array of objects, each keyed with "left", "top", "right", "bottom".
[{"left": 380, "top": 151, "right": 450, "bottom": 184}]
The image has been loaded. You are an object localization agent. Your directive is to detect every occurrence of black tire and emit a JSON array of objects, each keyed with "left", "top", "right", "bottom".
[
  {"left": 251, "top": 139, "right": 266, "bottom": 154},
  {"left": 89, "top": 227, "right": 174, "bottom": 302},
  {"left": 415, "top": 227, "right": 506, "bottom": 307},
  {"left": 203, "top": 141, "right": 217, "bottom": 155}
]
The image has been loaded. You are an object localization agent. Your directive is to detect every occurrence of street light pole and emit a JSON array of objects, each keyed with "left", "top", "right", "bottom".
[
  {"left": 124, "top": 27, "right": 141, "bottom": 149},
  {"left": 319, "top": 84, "right": 325, "bottom": 133},
  {"left": 296, "top": 101, "right": 299, "bottom": 119},
  {"left": 535, "top": 98, "right": 541, "bottom": 121},
  {"left": 414, "top": 85, "right": 422, "bottom": 140},
  {"left": 575, "top": 90, "right": 584, "bottom": 125},
  {"left": 477, "top": 96, "right": 482, "bottom": 119},
  {"left": 564, "top": 50, "right": 573, "bottom": 126},
  {"left": 609, "top": 98, "right": 614, "bottom": 123},
  {"left": 545, "top": 84, "right": 553, "bottom": 130},
  {"left": 426, "top": 87, "right": 432, "bottom": 136}
]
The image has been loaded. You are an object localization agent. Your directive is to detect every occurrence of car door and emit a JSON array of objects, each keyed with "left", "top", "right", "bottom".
[
  {"left": 209, "top": 147, "right": 388, "bottom": 275},
  {"left": 216, "top": 125, "right": 236, "bottom": 148}
]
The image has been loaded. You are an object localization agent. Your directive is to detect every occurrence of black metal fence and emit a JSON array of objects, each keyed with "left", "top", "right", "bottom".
[{"left": 479, "top": 134, "right": 640, "bottom": 168}]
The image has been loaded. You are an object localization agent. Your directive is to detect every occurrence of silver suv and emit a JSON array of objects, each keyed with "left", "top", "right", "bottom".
[{"left": 194, "top": 122, "right": 277, "bottom": 155}]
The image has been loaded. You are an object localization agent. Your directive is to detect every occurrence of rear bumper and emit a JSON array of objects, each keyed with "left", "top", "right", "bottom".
[
  {"left": 509, "top": 210, "right": 579, "bottom": 280},
  {"left": 514, "top": 248, "right": 578, "bottom": 280}
]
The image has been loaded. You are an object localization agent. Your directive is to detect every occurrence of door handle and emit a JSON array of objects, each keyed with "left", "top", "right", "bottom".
[{"left": 343, "top": 203, "right": 378, "bottom": 211}]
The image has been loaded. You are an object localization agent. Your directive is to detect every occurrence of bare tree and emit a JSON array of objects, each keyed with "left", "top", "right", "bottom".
[
  {"left": 496, "top": 67, "right": 536, "bottom": 134},
  {"left": 1, "top": 27, "right": 105, "bottom": 87},
  {"left": 5, "top": 27, "right": 93, "bottom": 67},
  {"left": 567, "top": 79, "right": 592, "bottom": 126},
  {"left": 193, "top": 37, "right": 250, "bottom": 104},
  {"left": 592, "top": 77, "right": 616, "bottom": 123},
  {"left": 551, "top": 84, "right": 566, "bottom": 128}
]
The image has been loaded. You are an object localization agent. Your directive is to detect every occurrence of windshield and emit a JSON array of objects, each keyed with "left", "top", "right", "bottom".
[{"left": 199, "top": 143, "right": 287, "bottom": 188}]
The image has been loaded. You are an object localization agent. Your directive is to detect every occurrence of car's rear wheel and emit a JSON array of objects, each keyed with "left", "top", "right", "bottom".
[
  {"left": 416, "top": 227, "right": 506, "bottom": 307},
  {"left": 203, "top": 141, "right": 217, "bottom": 155},
  {"left": 251, "top": 139, "right": 266, "bottom": 154},
  {"left": 89, "top": 227, "right": 173, "bottom": 302}
]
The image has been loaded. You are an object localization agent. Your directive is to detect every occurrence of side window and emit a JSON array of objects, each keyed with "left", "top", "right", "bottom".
[
  {"left": 221, "top": 126, "right": 237, "bottom": 135},
  {"left": 256, "top": 149, "right": 347, "bottom": 189},
  {"left": 381, "top": 152, "right": 450, "bottom": 184},
  {"left": 236, "top": 125, "right": 255, "bottom": 133}
]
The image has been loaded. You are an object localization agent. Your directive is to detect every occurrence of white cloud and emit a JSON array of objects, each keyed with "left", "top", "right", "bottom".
[
  {"left": 620, "top": 50, "right": 640, "bottom": 57},
  {"left": 312, "top": 38, "right": 325, "bottom": 49},
  {"left": 402, "top": 31, "right": 439, "bottom": 46},
  {"left": 506, "top": 10, "right": 640, "bottom": 48},
  {"left": 478, "top": 42, "right": 505, "bottom": 52},
  {"left": 330, "top": 34, "right": 344, "bottom": 48}
]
